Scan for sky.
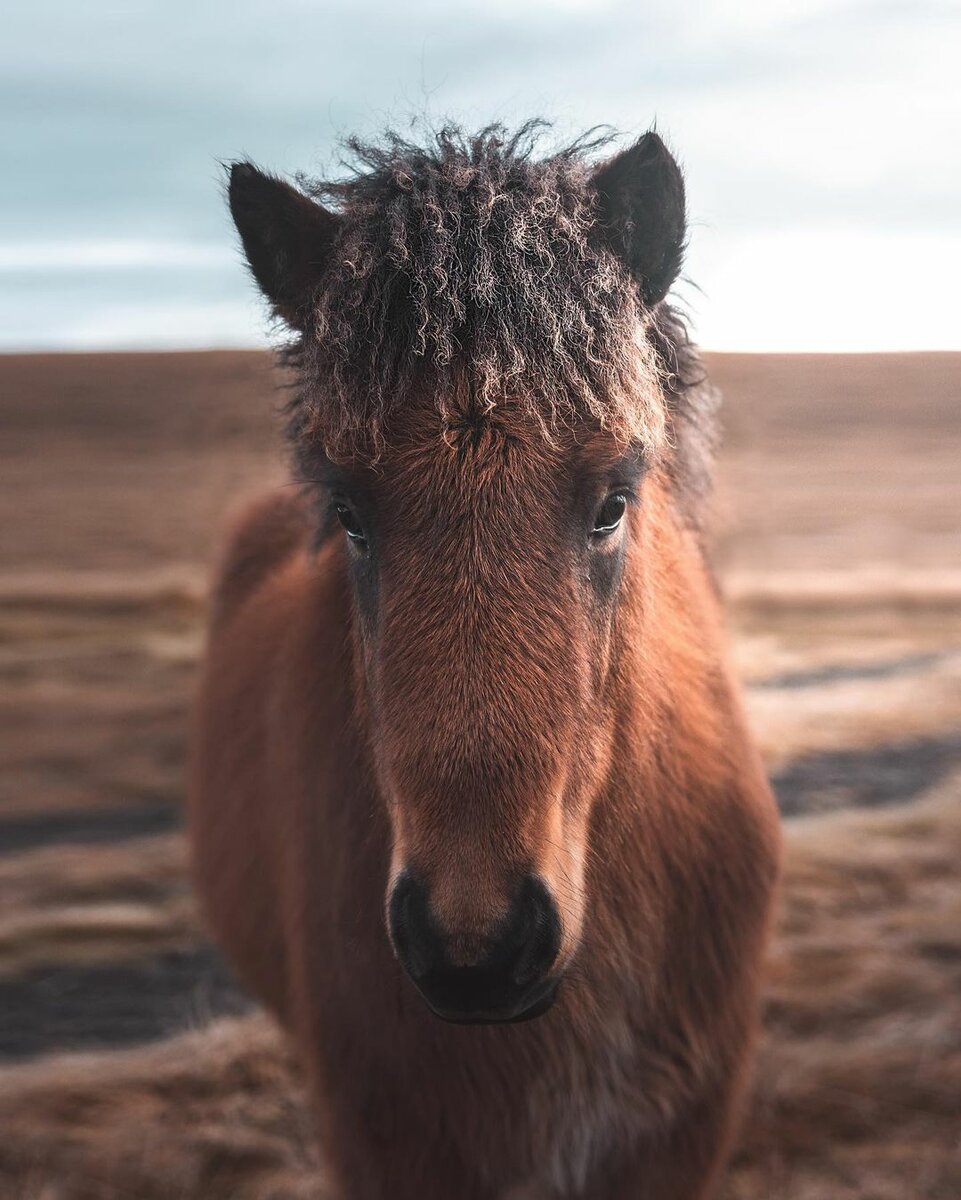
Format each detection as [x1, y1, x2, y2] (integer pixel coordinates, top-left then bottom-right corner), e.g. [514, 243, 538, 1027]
[2, 0, 959, 352]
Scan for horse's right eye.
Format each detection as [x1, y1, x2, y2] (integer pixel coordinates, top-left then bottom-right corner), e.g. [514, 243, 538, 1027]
[335, 503, 367, 547]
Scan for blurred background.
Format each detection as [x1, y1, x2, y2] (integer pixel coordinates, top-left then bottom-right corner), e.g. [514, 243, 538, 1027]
[1, 2, 959, 1198]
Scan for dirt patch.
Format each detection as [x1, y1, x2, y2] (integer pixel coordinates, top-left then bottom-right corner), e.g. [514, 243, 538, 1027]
[772, 732, 961, 816]
[0, 804, 180, 856]
[0, 947, 250, 1062]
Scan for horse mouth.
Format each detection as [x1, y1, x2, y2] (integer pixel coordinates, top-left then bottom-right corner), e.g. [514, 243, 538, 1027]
[419, 977, 560, 1026]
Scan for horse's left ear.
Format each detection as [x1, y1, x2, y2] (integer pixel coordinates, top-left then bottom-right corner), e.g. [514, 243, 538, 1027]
[590, 132, 686, 307]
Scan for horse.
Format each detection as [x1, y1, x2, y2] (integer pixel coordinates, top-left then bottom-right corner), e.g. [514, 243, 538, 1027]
[188, 123, 781, 1199]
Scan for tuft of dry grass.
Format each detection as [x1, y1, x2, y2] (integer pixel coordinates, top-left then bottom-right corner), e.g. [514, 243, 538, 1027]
[1, 787, 959, 1199]
[724, 783, 961, 1199]
[0, 1018, 323, 1200]
[0, 837, 193, 976]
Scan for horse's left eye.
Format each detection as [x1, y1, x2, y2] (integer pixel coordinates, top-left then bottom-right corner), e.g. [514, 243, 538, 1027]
[335, 503, 367, 546]
[592, 493, 627, 537]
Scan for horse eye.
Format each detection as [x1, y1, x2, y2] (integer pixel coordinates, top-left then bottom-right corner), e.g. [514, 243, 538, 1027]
[592, 493, 627, 537]
[335, 503, 366, 546]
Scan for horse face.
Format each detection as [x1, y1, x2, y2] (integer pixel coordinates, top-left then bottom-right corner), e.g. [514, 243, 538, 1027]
[323, 409, 644, 1022]
[227, 129, 686, 1022]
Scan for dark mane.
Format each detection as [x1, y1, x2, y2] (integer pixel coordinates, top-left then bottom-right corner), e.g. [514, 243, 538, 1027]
[286, 122, 718, 525]
[648, 304, 720, 530]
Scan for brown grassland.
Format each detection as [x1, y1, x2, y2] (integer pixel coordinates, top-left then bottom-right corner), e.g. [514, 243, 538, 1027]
[0, 350, 958, 1197]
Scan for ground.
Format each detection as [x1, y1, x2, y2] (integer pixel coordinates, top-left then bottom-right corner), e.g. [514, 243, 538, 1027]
[0, 350, 959, 1197]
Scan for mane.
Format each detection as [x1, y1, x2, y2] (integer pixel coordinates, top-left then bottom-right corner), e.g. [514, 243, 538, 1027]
[286, 121, 718, 526]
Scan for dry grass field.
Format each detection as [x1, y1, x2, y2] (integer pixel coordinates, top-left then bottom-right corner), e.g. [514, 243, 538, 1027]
[0, 350, 959, 1197]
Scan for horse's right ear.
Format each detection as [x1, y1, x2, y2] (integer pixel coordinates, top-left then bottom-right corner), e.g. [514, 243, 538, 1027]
[228, 162, 340, 329]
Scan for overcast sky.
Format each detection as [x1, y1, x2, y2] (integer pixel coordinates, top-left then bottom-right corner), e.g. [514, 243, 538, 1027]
[2, 0, 958, 351]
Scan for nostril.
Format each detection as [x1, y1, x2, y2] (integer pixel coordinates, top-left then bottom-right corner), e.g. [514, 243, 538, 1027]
[509, 875, 562, 987]
[388, 873, 438, 981]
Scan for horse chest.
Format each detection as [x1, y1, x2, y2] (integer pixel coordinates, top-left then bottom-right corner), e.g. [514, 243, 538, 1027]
[496, 1017, 656, 1198]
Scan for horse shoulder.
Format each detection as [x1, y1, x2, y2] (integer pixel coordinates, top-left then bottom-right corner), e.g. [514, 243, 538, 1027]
[188, 495, 350, 1020]
[207, 488, 313, 630]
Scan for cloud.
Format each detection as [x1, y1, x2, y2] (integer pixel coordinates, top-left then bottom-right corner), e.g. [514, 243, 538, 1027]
[0, 241, 233, 271]
[2, 0, 958, 349]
